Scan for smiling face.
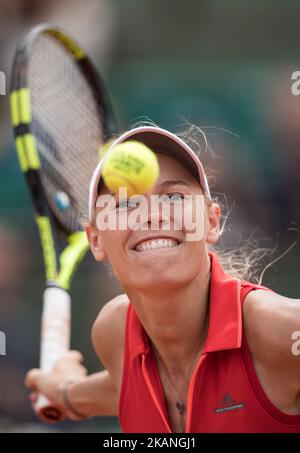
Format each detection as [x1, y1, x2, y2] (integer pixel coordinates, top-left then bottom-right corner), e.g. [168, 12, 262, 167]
[86, 153, 221, 292]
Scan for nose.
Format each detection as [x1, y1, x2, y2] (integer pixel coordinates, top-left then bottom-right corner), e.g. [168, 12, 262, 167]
[141, 194, 173, 231]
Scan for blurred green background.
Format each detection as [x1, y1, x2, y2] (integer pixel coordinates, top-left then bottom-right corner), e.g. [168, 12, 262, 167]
[0, 0, 300, 432]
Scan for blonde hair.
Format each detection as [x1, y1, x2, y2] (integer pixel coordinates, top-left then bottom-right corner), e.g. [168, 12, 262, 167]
[178, 122, 297, 285]
[204, 194, 274, 284]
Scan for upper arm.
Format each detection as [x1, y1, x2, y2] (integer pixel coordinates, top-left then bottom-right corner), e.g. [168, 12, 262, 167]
[92, 293, 129, 391]
[244, 290, 300, 393]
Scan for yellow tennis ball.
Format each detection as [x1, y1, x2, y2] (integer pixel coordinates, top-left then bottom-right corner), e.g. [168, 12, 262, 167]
[102, 141, 159, 197]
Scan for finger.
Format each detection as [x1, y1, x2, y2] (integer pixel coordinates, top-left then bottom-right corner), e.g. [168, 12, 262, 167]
[25, 369, 42, 389]
[79, 366, 88, 376]
[68, 350, 84, 362]
[54, 351, 84, 372]
[29, 391, 38, 403]
[57, 350, 83, 364]
[25, 369, 53, 397]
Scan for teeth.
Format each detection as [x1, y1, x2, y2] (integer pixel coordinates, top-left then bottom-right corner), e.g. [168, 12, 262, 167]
[136, 239, 178, 252]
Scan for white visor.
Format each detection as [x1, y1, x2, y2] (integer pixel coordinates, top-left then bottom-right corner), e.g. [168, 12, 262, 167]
[88, 126, 211, 222]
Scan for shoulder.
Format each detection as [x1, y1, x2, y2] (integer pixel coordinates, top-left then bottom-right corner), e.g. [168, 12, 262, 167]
[93, 293, 129, 329]
[243, 288, 300, 412]
[92, 293, 129, 351]
[92, 294, 130, 383]
[243, 288, 300, 366]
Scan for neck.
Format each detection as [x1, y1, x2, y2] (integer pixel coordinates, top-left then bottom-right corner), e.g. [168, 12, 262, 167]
[124, 252, 211, 376]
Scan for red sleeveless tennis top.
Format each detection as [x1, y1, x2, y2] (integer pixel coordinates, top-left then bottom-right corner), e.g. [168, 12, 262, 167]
[119, 251, 300, 432]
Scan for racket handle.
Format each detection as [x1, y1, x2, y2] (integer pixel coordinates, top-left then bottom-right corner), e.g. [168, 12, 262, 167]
[35, 287, 71, 421]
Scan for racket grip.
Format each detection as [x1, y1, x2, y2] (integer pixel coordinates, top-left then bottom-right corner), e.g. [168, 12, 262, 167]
[35, 287, 71, 421]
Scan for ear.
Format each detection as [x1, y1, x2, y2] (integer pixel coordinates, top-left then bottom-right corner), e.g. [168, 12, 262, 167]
[85, 224, 107, 262]
[206, 203, 221, 245]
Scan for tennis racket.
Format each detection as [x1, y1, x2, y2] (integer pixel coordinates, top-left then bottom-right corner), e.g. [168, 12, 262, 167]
[10, 24, 117, 421]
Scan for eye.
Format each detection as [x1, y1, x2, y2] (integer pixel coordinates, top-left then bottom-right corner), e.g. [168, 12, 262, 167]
[116, 198, 139, 210]
[116, 199, 130, 210]
[166, 193, 185, 202]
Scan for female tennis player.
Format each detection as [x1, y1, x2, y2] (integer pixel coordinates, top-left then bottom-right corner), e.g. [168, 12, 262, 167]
[26, 126, 300, 432]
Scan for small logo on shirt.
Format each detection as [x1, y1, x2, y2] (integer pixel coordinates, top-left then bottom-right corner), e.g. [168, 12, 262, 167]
[215, 393, 244, 414]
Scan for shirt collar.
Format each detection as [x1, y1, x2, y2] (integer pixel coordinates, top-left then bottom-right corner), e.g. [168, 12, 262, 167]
[204, 251, 242, 352]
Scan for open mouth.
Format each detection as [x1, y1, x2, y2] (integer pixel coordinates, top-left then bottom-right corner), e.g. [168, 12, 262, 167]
[134, 238, 181, 252]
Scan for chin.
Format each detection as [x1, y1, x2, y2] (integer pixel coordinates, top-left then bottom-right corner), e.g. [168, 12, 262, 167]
[127, 268, 195, 292]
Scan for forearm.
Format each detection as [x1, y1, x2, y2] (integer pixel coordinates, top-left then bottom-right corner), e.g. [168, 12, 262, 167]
[67, 370, 119, 417]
